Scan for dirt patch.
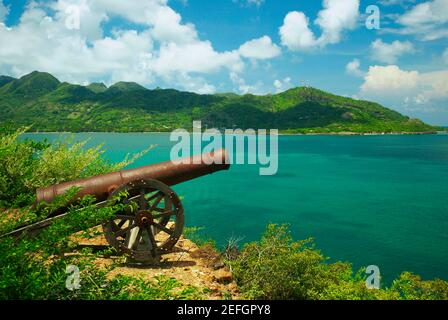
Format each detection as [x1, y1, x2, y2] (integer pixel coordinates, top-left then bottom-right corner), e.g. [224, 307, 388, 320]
[71, 227, 240, 300]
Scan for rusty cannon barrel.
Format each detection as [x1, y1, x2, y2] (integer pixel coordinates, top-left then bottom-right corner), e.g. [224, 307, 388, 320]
[37, 149, 230, 205]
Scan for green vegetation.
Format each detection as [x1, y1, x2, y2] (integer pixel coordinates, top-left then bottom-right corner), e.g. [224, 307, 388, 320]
[0, 127, 146, 208]
[229, 224, 448, 300]
[0, 129, 446, 300]
[86, 83, 107, 94]
[0, 129, 201, 300]
[0, 192, 202, 300]
[0, 71, 439, 133]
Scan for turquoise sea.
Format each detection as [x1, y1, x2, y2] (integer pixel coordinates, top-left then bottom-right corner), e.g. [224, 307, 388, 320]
[23, 133, 448, 284]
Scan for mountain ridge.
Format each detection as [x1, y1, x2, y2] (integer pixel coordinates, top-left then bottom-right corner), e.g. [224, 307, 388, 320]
[0, 71, 439, 133]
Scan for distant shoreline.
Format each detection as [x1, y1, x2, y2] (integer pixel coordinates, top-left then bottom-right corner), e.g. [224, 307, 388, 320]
[22, 130, 446, 136]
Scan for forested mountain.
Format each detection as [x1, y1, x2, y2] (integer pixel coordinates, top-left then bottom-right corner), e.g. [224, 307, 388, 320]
[0, 71, 437, 133]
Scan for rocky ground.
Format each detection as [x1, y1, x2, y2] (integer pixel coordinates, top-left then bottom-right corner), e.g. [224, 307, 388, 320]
[71, 227, 240, 300]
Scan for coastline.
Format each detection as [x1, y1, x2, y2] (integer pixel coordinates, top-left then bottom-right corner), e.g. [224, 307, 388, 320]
[22, 130, 446, 136]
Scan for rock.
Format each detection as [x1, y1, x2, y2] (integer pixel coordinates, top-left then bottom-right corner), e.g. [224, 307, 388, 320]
[213, 269, 232, 284]
[212, 257, 225, 270]
[203, 275, 214, 283]
[227, 282, 238, 292]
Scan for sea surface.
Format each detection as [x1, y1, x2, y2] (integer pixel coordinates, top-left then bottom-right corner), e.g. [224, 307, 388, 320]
[22, 133, 448, 284]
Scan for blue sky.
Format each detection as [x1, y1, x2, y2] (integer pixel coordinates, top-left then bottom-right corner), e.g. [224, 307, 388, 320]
[0, 0, 447, 125]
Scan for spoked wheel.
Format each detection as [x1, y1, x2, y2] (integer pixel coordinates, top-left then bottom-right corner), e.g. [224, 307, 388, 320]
[102, 179, 184, 263]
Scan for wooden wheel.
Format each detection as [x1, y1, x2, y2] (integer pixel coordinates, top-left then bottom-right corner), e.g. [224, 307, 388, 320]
[102, 179, 184, 262]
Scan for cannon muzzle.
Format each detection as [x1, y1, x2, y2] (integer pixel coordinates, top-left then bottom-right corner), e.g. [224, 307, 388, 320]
[37, 149, 230, 204]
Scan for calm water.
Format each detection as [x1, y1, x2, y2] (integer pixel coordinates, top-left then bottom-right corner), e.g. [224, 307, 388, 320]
[22, 133, 448, 283]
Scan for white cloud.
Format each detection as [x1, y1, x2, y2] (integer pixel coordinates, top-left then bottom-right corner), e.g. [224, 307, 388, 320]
[359, 65, 448, 119]
[279, 11, 317, 51]
[398, 0, 448, 26]
[419, 70, 448, 100]
[239, 36, 281, 60]
[89, 0, 169, 26]
[0, 0, 289, 93]
[0, 3, 157, 85]
[346, 58, 364, 77]
[230, 72, 265, 95]
[389, 0, 448, 40]
[361, 65, 419, 95]
[173, 73, 216, 94]
[315, 0, 360, 45]
[149, 4, 198, 44]
[279, 0, 359, 51]
[51, 0, 107, 41]
[0, 0, 282, 94]
[273, 77, 292, 93]
[370, 39, 414, 64]
[150, 41, 243, 76]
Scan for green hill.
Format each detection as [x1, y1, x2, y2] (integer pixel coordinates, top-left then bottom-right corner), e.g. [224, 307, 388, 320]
[107, 81, 147, 93]
[0, 71, 438, 133]
[0, 71, 60, 99]
[0, 76, 16, 88]
[86, 82, 107, 93]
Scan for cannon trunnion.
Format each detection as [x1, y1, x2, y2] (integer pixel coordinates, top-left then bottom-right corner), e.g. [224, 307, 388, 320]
[5, 149, 230, 264]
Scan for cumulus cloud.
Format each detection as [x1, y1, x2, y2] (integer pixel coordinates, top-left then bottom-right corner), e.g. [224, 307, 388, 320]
[359, 65, 448, 122]
[0, 2, 159, 85]
[419, 70, 448, 100]
[370, 39, 414, 64]
[360, 65, 419, 95]
[239, 36, 281, 60]
[279, 11, 317, 51]
[315, 0, 360, 45]
[149, 4, 198, 44]
[172, 73, 216, 94]
[279, 0, 359, 51]
[151, 41, 242, 76]
[388, 0, 448, 40]
[360, 65, 448, 102]
[230, 72, 265, 95]
[0, 0, 280, 93]
[273, 77, 292, 93]
[346, 58, 364, 77]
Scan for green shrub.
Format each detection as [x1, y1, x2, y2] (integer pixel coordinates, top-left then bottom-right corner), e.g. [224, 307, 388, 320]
[0, 128, 48, 206]
[229, 224, 329, 299]
[229, 224, 448, 300]
[0, 128, 149, 207]
[389, 272, 448, 300]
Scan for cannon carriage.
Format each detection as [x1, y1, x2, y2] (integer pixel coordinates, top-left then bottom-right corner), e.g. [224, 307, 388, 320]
[2, 149, 230, 263]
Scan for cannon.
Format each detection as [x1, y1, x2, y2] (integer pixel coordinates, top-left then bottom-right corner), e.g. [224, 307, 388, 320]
[3, 149, 230, 263]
